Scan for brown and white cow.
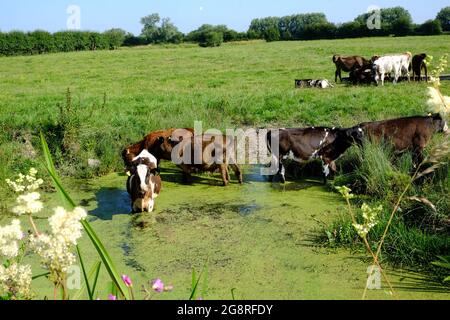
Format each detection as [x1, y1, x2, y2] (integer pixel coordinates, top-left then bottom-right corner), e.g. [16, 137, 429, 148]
[267, 126, 363, 183]
[161, 131, 244, 186]
[358, 114, 448, 164]
[126, 150, 162, 213]
[333, 55, 371, 82]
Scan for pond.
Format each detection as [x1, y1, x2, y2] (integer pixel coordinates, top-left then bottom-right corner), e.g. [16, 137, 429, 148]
[5, 163, 449, 300]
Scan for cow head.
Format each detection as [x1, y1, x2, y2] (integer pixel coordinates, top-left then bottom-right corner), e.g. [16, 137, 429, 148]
[431, 113, 449, 133]
[318, 126, 364, 165]
[332, 55, 341, 64]
[372, 64, 380, 85]
[127, 157, 161, 213]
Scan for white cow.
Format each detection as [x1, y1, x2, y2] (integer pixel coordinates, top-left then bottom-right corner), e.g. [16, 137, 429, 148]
[373, 52, 412, 86]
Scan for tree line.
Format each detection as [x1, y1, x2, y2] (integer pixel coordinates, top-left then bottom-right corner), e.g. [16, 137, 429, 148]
[0, 6, 449, 56]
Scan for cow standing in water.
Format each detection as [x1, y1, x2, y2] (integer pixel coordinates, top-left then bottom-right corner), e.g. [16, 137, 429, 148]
[359, 114, 448, 165]
[267, 126, 363, 183]
[126, 150, 162, 213]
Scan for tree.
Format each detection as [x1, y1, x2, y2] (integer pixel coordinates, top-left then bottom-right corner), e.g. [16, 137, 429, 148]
[140, 13, 161, 43]
[417, 19, 443, 35]
[436, 7, 450, 31]
[103, 28, 126, 49]
[355, 6, 412, 36]
[200, 31, 223, 47]
[158, 18, 184, 43]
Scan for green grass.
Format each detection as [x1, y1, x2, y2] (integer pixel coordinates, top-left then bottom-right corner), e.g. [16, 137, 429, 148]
[1, 36, 450, 299]
[1, 36, 449, 184]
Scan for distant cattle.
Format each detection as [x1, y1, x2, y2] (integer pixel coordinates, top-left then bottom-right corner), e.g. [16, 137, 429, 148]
[267, 126, 363, 183]
[373, 52, 412, 86]
[296, 79, 334, 89]
[411, 54, 428, 82]
[122, 128, 195, 168]
[332, 55, 370, 82]
[359, 114, 448, 165]
[126, 150, 162, 213]
[161, 131, 243, 186]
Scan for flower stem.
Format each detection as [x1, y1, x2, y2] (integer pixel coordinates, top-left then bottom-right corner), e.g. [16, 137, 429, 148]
[28, 214, 40, 236]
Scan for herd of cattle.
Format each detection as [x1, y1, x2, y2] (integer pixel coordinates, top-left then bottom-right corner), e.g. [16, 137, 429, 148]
[332, 52, 428, 86]
[122, 114, 448, 213]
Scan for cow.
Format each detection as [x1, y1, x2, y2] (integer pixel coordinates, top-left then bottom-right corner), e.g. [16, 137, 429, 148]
[122, 128, 195, 168]
[296, 79, 334, 89]
[349, 65, 375, 85]
[372, 52, 412, 86]
[160, 131, 244, 186]
[358, 114, 448, 165]
[126, 150, 162, 213]
[333, 55, 371, 83]
[411, 54, 428, 82]
[267, 126, 364, 183]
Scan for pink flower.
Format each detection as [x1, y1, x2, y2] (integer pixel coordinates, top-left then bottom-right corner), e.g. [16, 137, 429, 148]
[108, 294, 117, 301]
[152, 279, 164, 293]
[121, 275, 133, 287]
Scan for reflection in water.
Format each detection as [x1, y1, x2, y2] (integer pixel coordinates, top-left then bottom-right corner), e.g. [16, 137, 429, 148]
[89, 188, 131, 220]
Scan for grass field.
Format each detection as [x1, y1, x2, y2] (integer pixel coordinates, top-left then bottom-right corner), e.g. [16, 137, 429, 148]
[0, 35, 449, 299]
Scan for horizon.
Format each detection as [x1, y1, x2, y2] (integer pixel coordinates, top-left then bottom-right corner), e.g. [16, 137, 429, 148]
[0, 0, 448, 35]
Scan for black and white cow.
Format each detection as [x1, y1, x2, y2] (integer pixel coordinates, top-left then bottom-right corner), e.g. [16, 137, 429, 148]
[267, 126, 363, 183]
[126, 150, 162, 213]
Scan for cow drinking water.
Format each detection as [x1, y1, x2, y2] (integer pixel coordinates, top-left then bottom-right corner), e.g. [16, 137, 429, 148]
[126, 150, 162, 213]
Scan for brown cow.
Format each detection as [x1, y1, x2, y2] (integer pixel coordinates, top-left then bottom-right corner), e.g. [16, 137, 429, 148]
[122, 128, 194, 167]
[411, 54, 428, 82]
[333, 55, 370, 82]
[161, 131, 243, 186]
[359, 114, 448, 165]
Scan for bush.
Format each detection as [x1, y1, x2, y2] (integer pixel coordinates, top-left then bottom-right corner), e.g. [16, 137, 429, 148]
[416, 19, 443, 35]
[199, 31, 223, 47]
[436, 7, 450, 32]
[28, 30, 55, 54]
[103, 28, 126, 49]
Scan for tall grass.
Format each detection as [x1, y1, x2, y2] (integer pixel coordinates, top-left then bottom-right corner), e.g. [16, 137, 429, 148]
[326, 139, 450, 271]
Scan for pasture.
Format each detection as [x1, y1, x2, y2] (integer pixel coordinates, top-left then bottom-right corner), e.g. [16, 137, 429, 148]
[0, 35, 449, 299]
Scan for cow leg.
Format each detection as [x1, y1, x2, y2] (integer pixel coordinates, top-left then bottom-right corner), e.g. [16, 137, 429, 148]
[230, 164, 243, 184]
[181, 165, 194, 183]
[381, 73, 385, 86]
[279, 161, 286, 184]
[335, 69, 339, 83]
[220, 164, 229, 186]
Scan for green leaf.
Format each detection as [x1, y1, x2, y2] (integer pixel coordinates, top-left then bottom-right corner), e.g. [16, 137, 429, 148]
[32, 272, 50, 281]
[77, 245, 93, 300]
[39, 131, 131, 300]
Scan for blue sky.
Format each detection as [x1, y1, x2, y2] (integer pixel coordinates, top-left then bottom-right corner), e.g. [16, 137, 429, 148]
[0, 0, 447, 34]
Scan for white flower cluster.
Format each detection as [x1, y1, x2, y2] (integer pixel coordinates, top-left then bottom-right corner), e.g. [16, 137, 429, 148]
[0, 263, 32, 299]
[6, 168, 44, 216]
[0, 220, 23, 259]
[6, 168, 43, 193]
[427, 87, 450, 116]
[30, 207, 87, 275]
[353, 203, 383, 238]
[429, 55, 448, 87]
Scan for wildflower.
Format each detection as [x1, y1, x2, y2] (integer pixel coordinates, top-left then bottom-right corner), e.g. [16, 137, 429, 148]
[30, 234, 77, 277]
[0, 219, 23, 259]
[6, 168, 43, 194]
[353, 203, 382, 238]
[0, 263, 32, 299]
[108, 294, 117, 301]
[427, 87, 450, 116]
[336, 186, 355, 200]
[122, 275, 133, 287]
[152, 279, 164, 293]
[11, 192, 43, 216]
[49, 207, 87, 246]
